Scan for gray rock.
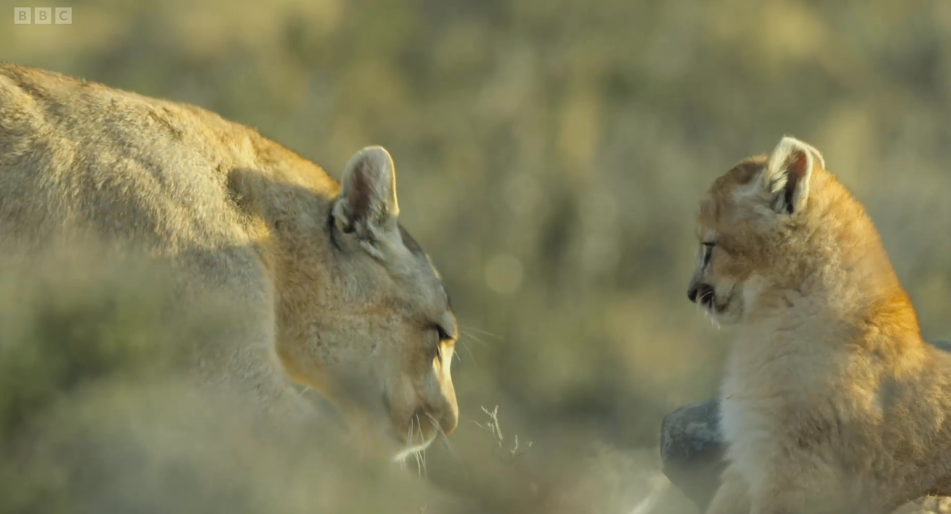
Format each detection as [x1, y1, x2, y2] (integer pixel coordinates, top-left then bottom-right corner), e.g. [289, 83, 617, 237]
[660, 397, 725, 511]
[660, 340, 951, 512]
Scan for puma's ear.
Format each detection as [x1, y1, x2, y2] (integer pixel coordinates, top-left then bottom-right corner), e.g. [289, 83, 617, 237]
[332, 146, 401, 256]
[761, 136, 820, 214]
[804, 142, 825, 171]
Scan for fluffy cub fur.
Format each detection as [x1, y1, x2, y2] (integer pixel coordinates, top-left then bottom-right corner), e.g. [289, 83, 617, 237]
[688, 136, 951, 514]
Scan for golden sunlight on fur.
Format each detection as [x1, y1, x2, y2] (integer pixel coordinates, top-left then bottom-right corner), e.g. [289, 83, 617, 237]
[688, 136, 951, 514]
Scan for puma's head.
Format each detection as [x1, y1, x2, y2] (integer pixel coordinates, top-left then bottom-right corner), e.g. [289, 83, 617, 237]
[243, 146, 458, 459]
[687, 135, 844, 325]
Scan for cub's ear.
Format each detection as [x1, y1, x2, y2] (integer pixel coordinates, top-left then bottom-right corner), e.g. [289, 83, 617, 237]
[332, 146, 401, 257]
[761, 136, 823, 214]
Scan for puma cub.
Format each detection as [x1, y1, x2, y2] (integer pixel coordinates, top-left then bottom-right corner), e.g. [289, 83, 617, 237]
[688, 136, 951, 514]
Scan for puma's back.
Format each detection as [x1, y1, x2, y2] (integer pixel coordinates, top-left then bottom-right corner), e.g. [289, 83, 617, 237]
[0, 63, 332, 252]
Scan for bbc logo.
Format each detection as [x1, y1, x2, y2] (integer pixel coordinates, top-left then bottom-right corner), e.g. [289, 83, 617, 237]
[14, 7, 72, 24]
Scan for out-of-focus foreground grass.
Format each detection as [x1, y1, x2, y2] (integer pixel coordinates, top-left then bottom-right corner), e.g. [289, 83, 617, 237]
[3, 0, 951, 512]
[0, 251, 452, 514]
[0, 250, 675, 514]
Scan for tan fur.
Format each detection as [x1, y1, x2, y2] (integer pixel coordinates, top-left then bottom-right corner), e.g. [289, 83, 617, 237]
[0, 63, 458, 458]
[688, 136, 951, 514]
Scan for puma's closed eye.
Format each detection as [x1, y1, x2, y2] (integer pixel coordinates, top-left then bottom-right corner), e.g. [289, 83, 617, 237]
[435, 324, 453, 342]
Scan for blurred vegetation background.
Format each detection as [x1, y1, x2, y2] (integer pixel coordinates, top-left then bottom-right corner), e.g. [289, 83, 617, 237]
[3, 0, 951, 512]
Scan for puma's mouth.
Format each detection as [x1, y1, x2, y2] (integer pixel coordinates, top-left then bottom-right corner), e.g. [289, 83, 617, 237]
[387, 406, 440, 463]
[391, 439, 434, 463]
[711, 289, 736, 314]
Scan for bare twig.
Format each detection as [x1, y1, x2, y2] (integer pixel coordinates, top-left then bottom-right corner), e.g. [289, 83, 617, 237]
[470, 405, 532, 459]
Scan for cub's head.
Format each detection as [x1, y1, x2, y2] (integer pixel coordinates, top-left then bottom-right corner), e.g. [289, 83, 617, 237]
[687, 135, 831, 325]
[265, 146, 457, 460]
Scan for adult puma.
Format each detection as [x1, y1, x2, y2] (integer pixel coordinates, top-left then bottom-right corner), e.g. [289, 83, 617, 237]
[0, 63, 457, 459]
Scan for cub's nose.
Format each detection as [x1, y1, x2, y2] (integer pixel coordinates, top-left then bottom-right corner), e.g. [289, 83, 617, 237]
[688, 283, 714, 304]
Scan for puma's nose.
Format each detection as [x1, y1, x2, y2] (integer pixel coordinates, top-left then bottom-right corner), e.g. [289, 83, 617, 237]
[688, 283, 714, 304]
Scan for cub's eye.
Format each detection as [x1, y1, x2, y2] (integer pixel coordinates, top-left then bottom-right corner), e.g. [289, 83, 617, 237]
[702, 242, 715, 265]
